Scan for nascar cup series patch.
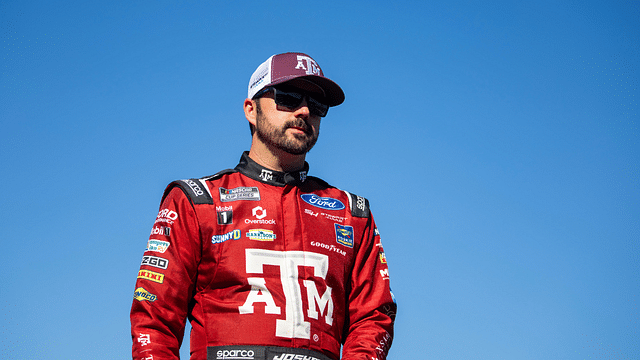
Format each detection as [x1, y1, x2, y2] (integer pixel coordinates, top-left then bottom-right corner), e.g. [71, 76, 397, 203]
[334, 223, 354, 248]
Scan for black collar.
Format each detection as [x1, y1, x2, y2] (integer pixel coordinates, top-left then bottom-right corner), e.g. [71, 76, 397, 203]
[234, 152, 309, 186]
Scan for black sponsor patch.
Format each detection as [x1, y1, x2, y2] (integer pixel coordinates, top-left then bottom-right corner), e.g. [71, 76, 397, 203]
[217, 210, 233, 225]
[141, 255, 169, 270]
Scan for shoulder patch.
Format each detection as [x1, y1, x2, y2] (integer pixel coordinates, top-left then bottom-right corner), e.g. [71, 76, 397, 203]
[162, 170, 237, 205]
[343, 191, 370, 218]
[172, 179, 214, 205]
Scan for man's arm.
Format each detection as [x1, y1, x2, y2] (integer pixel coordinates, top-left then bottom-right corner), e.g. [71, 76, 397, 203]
[130, 187, 201, 360]
[342, 215, 396, 360]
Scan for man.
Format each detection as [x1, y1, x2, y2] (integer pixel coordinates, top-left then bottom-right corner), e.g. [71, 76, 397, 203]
[131, 52, 396, 360]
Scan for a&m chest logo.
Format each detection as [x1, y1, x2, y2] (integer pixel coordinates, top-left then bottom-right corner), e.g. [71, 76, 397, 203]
[334, 224, 354, 248]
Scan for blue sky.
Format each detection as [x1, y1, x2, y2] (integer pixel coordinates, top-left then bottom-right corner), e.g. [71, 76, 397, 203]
[1, 1, 638, 359]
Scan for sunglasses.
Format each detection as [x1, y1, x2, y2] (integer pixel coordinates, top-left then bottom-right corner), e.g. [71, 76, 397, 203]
[254, 86, 329, 117]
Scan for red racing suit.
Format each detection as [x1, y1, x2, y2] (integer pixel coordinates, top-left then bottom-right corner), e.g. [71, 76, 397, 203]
[131, 152, 396, 360]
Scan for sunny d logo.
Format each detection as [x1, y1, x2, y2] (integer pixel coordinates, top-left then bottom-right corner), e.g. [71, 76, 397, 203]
[300, 194, 345, 211]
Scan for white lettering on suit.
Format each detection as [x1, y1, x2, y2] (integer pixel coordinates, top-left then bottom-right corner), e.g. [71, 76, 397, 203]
[238, 249, 333, 339]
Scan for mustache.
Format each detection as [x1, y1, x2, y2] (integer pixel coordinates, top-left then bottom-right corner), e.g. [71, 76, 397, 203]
[285, 119, 311, 134]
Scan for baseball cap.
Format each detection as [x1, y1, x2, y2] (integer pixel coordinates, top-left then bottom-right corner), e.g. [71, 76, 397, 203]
[248, 52, 345, 107]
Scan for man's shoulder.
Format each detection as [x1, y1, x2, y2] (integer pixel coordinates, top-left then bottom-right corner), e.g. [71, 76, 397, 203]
[305, 176, 371, 219]
[162, 169, 238, 205]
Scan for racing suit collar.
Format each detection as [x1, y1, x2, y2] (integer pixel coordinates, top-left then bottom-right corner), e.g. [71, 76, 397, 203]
[235, 151, 309, 186]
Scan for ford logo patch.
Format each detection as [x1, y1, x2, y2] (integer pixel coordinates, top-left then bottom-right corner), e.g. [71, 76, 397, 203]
[300, 194, 345, 211]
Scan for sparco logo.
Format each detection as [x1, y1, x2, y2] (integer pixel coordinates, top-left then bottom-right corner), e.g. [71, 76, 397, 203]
[356, 195, 366, 212]
[273, 354, 322, 360]
[184, 179, 204, 196]
[216, 349, 255, 360]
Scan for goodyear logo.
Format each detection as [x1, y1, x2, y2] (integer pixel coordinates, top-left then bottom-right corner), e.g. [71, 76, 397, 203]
[133, 287, 157, 302]
[138, 270, 165, 283]
[334, 223, 354, 248]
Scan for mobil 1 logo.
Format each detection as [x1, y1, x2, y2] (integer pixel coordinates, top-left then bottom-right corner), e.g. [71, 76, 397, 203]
[217, 205, 233, 225]
[141, 255, 169, 270]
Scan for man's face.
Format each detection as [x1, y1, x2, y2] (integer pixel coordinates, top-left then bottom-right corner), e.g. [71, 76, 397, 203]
[254, 90, 322, 155]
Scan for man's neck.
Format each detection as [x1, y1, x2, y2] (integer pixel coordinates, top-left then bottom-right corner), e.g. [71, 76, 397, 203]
[247, 142, 307, 173]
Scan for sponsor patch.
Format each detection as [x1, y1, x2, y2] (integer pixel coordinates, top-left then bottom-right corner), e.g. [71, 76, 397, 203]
[133, 287, 157, 302]
[155, 208, 178, 225]
[304, 208, 347, 223]
[216, 349, 256, 360]
[247, 229, 276, 241]
[137, 333, 151, 347]
[184, 178, 205, 196]
[245, 206, 276, 225]
[217, 205, 233, 225]
[380, 268, 390, 280]
[259, 169, 273, 182]
[379, 251, 387, 264]
[310, 241, 347, 256]
[138, 270, 164, 284]
[141, 255, 169, 270]
[150, 226, 171, 236]
[334, 223, 354, 248]
[212, 229, 241, 244]
[301, 194, 345, 211]
[146, 239, 170, 253]
[219, 187, 260, 202]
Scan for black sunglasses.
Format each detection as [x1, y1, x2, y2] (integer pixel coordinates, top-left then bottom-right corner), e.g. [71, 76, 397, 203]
[254, 86, 329, 117]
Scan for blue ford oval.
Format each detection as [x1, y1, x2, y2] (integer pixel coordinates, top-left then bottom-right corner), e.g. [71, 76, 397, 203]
[300, 193, 345, 211]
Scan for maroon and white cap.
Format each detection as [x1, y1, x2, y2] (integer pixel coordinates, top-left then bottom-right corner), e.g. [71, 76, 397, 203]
[248, 52, 345, 106]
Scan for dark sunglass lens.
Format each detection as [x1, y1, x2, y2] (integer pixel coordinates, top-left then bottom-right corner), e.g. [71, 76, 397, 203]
[275, 90, 304, 108]
[308, 96, 329, 117]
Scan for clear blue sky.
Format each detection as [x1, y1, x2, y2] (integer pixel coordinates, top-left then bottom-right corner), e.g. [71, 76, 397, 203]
[1, 1, 638, 359]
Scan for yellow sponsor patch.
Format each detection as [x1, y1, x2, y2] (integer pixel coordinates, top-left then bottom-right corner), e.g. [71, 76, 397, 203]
[379, 251, 387, 264]
[133, 287, 157, 302]
[137, 269, 165, 284]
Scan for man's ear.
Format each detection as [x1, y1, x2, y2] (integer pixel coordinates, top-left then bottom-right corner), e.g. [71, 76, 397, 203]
[244, 98, 257, 127]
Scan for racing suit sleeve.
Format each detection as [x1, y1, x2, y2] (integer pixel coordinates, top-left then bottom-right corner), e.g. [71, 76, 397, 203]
[130, 187, 201, 360]
[341, 214, 396, 360]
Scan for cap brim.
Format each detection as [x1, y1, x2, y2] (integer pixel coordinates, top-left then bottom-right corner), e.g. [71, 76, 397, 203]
[271, 75, 345, 107]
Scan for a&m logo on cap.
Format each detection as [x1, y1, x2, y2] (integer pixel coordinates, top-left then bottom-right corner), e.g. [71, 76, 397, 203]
[295, 55, 321, 75]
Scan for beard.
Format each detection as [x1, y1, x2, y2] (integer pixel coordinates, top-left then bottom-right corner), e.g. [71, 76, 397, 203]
[255, 109, 319, 155]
